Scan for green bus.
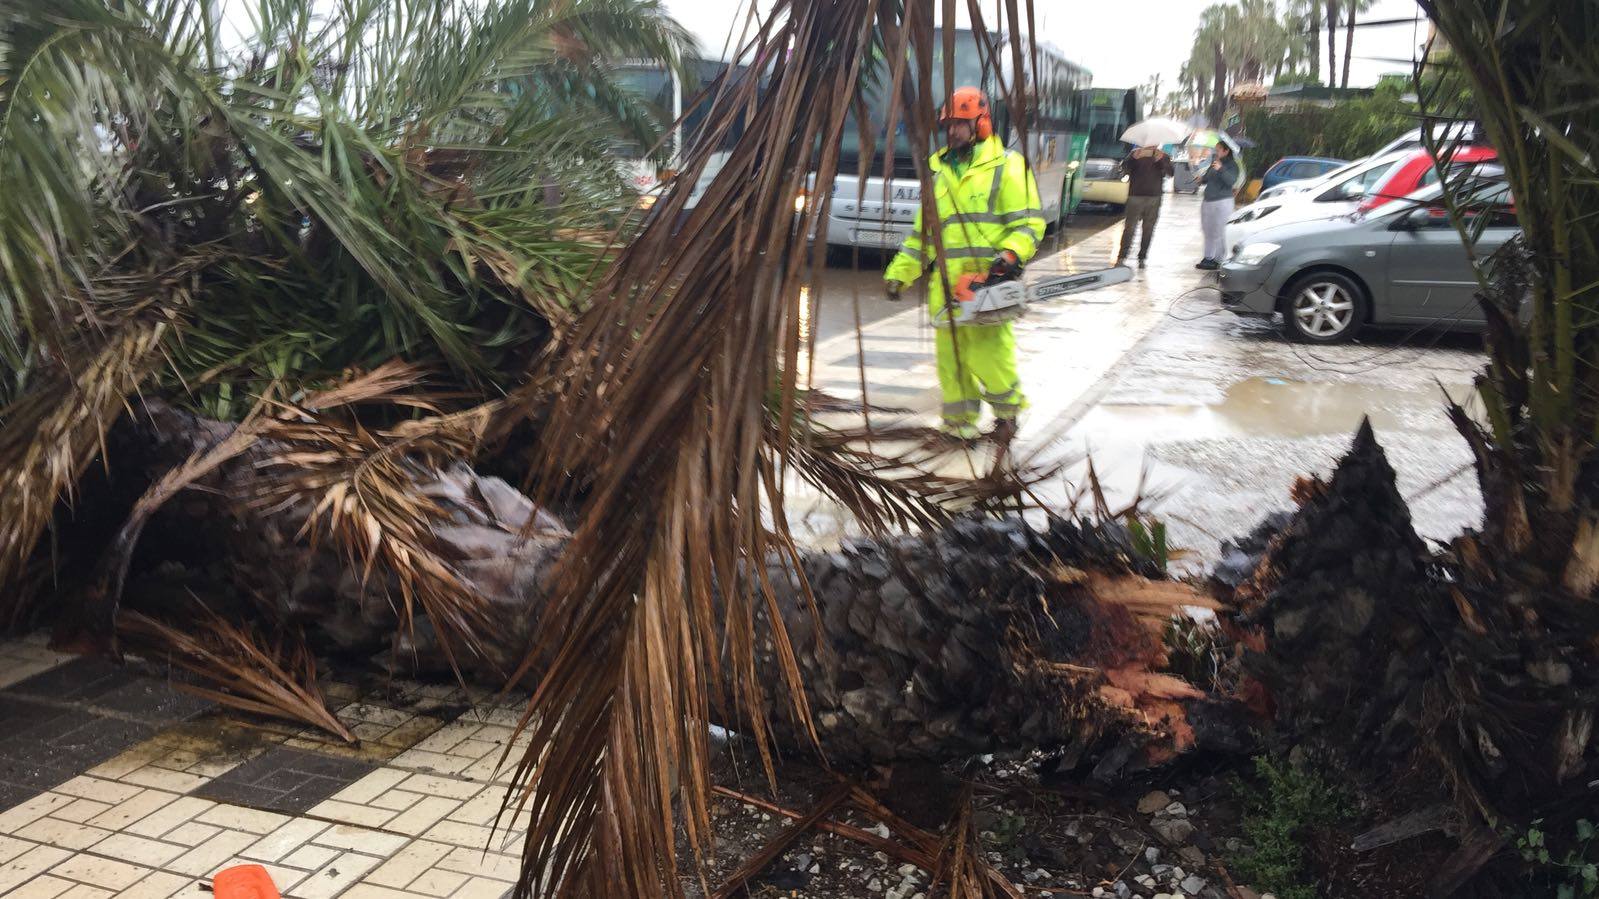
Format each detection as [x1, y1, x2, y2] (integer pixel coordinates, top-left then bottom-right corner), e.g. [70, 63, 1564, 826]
[1077, 87, 1144, 208]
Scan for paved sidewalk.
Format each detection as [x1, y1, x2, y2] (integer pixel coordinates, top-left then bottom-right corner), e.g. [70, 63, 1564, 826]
[0, 636, 537, 898]
[803, 195, 1207, 440]
[789, 196, 1209, 544]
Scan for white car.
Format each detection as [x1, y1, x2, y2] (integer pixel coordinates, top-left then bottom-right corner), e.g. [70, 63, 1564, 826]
[1369, 121, 1484, 160]
[1226, 150, 1410, 250]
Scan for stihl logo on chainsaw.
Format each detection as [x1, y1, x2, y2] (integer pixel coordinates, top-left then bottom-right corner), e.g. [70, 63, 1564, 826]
[949, 266, 1132, 326]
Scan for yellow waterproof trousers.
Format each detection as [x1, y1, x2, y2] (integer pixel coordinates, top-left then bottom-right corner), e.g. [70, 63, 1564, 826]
[936, 322, 1025, 436]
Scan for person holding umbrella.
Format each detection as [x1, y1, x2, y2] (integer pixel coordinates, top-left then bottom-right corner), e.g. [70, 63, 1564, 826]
[1114, 117, 1187, 268]
[1196, 133, 1245, 270]
[1116, 146, 1174, 268]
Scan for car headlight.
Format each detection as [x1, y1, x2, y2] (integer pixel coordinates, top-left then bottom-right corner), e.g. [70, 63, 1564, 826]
[1232, 242, 1280, 265]
[1120, 175, 1129, 183]
[794, 189, 810, 213]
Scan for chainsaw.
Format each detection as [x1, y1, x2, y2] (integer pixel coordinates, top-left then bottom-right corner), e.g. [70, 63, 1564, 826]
[948, 265, 1133, 326]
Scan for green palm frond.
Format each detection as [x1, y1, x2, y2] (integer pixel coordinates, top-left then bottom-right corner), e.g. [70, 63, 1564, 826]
[0, 0, 690, 607]
[0, 0, 689, 408]
[1416, 2, 1599, 578]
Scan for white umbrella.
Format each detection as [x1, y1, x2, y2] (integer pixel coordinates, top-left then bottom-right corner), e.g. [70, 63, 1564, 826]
[1120, 117, 1191, 148]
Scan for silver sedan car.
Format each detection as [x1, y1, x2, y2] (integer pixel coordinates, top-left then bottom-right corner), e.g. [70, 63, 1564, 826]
[1217, 183, 1518, 343]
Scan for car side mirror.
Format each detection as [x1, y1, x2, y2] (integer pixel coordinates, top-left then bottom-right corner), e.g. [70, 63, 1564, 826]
[1391, 207, 1443, 231]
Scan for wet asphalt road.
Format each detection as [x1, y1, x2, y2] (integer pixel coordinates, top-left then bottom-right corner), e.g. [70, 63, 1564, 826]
[795, 197, 1487, 568]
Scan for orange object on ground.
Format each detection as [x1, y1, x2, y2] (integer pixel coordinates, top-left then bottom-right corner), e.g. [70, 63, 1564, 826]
[212, 864, 281, 899]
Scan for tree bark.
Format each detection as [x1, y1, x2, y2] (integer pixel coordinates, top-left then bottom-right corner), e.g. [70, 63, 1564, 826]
[1309, 0, 1322, 84]
[1211, 45, 1228, 127]
[1342, 2, 1357, 88]
[70, 401, 1237, 773]
[1326, 0, 1340, 88]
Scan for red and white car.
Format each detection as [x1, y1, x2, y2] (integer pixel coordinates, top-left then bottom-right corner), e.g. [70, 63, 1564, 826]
[1226, 145, 1497, 250]
[1356, 144, 1499, 213]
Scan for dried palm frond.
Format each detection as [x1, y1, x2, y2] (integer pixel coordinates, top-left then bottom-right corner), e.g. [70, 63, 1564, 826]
[83, 361, 443, 630]
[502, 1, 1043, 895]
[0, 321, 172, 624]
[118, 607, 356, 742]
[927, 786, 1023, 899]
[252, 403, 501, 678]
[850, 786, 1023, 899]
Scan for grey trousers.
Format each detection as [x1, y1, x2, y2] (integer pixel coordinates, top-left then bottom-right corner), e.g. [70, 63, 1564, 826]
[1201, 197, 1234, 261]
[1118, 195, 1162, 260]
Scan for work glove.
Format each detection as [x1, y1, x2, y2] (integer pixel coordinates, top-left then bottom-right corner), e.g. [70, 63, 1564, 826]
[987, 250, 1020, 281]
[885, 280, 906, 301]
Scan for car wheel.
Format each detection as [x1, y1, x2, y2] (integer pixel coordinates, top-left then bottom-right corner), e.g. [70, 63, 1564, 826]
[1281, 272, 1367, 344]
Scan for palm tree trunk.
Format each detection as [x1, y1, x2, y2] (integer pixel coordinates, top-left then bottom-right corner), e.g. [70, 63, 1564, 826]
[1308, 0, 1322, 83]
[1212, 46, 1228, 126]
[1341, 2, 1357, 88]
[78, 400, 1223, 771]
[1326, 0, 1340, 88]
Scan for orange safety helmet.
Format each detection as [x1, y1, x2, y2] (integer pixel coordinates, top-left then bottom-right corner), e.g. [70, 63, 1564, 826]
[939, 86, 993, 140]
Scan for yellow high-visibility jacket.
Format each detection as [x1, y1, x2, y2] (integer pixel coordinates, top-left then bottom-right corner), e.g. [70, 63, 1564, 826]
[884, 134, 1046, 322]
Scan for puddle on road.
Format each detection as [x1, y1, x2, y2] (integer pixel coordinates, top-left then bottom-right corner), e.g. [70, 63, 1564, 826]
[1076, 376, 1481, 443]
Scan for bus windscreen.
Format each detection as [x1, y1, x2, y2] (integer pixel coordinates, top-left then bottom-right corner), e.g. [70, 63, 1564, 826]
[839, 32, 991, 176]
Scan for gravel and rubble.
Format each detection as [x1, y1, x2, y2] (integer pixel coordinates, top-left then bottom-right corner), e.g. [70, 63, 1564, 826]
[681, 751, 1266, 899]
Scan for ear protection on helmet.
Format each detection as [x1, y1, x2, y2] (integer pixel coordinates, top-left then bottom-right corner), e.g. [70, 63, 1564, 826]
[939, 86, 993, 140]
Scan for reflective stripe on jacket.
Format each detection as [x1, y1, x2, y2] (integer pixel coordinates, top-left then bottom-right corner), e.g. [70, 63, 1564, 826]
[884, 135, 1045, 321]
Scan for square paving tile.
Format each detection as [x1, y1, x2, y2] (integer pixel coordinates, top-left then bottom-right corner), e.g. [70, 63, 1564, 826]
[0, 697, 155, 812]
[192, 747, 378, 816]
[3, 657, 213, 726]
[86, 679, 213, 725]
[1, 658, 126, 704]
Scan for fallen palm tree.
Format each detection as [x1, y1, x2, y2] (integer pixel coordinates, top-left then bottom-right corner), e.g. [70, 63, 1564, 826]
[67, 395, 1224, 774]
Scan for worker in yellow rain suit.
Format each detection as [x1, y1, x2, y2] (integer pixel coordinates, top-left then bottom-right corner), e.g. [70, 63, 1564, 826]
[884, 86, 1046, 443]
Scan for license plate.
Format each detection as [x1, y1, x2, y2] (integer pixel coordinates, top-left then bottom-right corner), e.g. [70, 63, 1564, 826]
[854, 229, 902, 246]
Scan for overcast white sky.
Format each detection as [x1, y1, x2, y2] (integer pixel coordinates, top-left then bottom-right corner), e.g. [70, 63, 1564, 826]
[664, 0, 1430, 91]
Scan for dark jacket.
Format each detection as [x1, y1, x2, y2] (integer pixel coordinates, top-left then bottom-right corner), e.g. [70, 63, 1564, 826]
[1200, 154, 1244, 202]
[1120, 151, 1174, 197]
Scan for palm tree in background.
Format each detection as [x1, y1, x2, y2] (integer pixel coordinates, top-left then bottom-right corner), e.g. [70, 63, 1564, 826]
[1304, 0, 1324, 83]
[1179, 58, 1210, 118]
[1193, 4, 1236, 125]
[1190, 1, 1300, 122]
[1236, 0, 1289, 82]
[1342, 0, 1376, 87]
[1282, 0, 1321, 82]
[1326, 0, 1340, 86]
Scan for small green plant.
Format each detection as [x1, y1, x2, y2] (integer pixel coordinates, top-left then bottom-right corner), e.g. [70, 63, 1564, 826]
[1126, 515, 1170, 573]
[1509, 818, 1599, 898]
[1229, 754, 1352, 899]
[1164, 616, 1226, 691]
